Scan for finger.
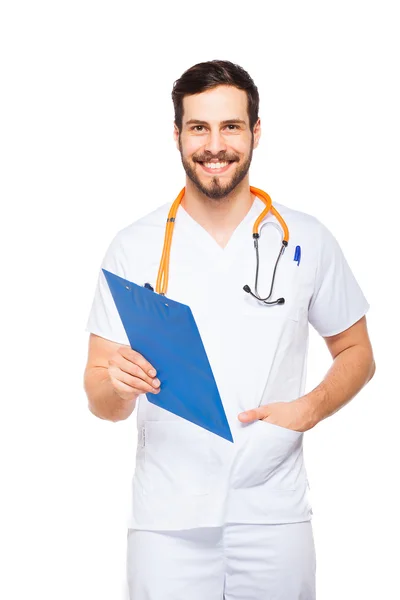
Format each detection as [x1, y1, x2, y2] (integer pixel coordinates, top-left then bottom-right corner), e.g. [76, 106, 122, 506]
[111, 370, 160, 394]
[111, 354, 159, 389]
[238, 408, 264, 422]
[119, 347, 157, 377]
[112, 377, 159, 399]
[112, 378, 142, 397]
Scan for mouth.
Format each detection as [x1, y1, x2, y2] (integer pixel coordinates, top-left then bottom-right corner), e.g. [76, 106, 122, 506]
[197, 160, 236, 175]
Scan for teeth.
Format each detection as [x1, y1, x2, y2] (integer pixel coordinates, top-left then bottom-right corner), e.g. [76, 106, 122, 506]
[203, 162, 229, 169]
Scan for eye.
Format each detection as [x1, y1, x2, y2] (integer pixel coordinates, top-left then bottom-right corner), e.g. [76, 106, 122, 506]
[189, 124, 240, 132]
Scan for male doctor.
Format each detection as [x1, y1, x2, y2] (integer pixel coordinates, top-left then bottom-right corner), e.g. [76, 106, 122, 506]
[84, 60, 375, 599]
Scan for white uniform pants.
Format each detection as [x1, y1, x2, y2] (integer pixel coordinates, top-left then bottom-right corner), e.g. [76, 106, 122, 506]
[126, 521, 316, 599]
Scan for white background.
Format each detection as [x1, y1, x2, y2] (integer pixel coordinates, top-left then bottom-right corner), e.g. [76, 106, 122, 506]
[1, 1, 398, 598]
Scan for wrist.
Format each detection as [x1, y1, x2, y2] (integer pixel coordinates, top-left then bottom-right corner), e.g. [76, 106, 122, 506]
[296, 393, 322, 430]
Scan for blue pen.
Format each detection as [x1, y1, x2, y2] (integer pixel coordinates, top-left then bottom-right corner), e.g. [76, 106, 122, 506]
[294, 245, 301, 266]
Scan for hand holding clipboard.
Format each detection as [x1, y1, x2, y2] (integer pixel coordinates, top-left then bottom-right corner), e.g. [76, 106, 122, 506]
[102, 269, 233, 442]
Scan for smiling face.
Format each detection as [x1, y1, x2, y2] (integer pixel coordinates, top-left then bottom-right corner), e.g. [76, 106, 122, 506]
[174, 85, 261, 200]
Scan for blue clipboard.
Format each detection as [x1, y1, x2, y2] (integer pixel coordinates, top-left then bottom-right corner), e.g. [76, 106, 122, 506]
[102, 269, 233, 443]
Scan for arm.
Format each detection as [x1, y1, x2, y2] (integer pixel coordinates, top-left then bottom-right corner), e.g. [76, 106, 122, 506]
[239, 219, 374, 430]
[84, 334, 137, 422]
[299, 315, 376, 428]
[238, 315, 375, 430]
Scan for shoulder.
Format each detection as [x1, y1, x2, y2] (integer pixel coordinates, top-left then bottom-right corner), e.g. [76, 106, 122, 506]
[269, 200, 335, 286]
[271, 200, 337, 255]
[99, 202, 172, 284]
[272, 200, 323, 236]
[109, 201, 172, 252]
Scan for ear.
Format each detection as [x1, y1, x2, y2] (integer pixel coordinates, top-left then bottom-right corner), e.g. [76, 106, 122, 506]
[173, 123, 180, 150]
[253, 118, 261, 149]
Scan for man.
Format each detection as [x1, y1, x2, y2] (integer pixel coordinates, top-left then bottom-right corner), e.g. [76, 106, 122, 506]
[84, 60, 375, 599]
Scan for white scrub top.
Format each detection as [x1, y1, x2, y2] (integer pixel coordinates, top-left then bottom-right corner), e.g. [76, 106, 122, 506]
[85, 196, 370, 531]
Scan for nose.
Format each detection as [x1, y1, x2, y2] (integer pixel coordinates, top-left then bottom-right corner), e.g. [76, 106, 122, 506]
[203, 128, 228, 156]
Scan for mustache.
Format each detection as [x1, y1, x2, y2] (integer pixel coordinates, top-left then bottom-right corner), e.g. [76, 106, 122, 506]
[194, 155, 238, 163]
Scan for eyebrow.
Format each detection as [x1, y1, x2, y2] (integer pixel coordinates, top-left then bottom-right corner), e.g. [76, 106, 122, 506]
[185, 118, 247, 126]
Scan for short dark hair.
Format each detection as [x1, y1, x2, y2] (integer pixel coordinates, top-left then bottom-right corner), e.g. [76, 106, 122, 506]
[172, 60, 259, 133]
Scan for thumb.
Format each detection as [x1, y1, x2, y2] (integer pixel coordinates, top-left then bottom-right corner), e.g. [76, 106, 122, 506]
[238, 408, 265, 423]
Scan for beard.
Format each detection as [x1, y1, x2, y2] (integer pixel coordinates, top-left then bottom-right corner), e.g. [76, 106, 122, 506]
[178, 135, 254, 200]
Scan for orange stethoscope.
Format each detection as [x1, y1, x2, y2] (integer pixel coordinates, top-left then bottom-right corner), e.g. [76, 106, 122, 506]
[154, 186, 290, 306]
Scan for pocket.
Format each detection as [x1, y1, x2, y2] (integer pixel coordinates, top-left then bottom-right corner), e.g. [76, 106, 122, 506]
[230, 419, 304, 490]
[238, 297, 301, 378]
[243, 299, 300, 322]
[242, 279, 301, 322]
[140, 420, 212, 496]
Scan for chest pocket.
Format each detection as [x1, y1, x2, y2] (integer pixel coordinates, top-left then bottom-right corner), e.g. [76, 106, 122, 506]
[242, 296, 300, 323]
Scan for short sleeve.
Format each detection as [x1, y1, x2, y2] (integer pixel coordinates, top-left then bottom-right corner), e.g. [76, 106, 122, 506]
[85, 233, 130, 345]
[308, 220, 370, 337]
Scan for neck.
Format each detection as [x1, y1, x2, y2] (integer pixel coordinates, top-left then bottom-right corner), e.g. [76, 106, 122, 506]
[181, 177, 255, 234]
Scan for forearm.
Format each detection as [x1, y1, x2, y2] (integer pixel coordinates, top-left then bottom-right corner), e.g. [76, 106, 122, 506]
[84, 366, 137, 422]
[300, 345, 376, 428]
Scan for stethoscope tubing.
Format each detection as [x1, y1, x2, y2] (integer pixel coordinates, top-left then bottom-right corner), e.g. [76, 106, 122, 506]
[250, 236, 286, 305]
[156, 186, 289, 306]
